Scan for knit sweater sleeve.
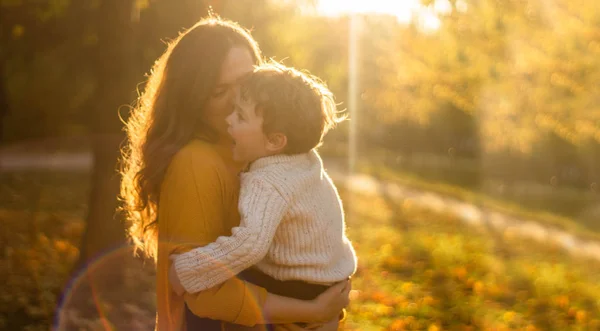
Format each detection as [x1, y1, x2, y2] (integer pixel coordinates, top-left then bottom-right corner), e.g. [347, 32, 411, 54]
[173, 176, 288, 293]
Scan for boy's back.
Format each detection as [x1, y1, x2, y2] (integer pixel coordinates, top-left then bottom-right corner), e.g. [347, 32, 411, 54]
[241, 150, 356, 284]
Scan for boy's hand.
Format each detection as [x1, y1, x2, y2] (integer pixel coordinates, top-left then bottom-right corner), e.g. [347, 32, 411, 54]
[168, 255, 185, 296]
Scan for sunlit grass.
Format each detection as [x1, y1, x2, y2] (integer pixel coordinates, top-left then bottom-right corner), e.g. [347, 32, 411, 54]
[321, 141, 599, 241]
[358, 160, 600, 242]
[1, 171, 600, 330]
[340, 188, 600, 330]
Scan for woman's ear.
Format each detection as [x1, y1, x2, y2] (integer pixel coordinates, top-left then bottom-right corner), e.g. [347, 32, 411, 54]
[266, 132, 287, 153]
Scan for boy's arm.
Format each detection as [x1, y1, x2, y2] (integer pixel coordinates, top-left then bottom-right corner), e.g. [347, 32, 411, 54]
[173, 177, 288, 293]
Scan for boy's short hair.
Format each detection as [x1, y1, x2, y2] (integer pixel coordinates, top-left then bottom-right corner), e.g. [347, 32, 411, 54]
[240, 61, 346, 154]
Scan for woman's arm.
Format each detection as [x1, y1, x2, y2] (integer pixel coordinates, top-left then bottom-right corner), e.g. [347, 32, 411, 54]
[173, 177, 287, 293]
[262, 280, 351, 324]
[170, 258, 351, 325]
[159, 145, 268, 326]
[163, 145, 348, 326]
[180, 276, 351, 325]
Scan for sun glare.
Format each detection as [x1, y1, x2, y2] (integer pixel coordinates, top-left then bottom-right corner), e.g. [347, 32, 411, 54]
[317, 0, 463, 31]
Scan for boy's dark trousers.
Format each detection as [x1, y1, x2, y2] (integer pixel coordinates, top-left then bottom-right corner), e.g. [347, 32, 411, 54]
[184, 268, 331, 330]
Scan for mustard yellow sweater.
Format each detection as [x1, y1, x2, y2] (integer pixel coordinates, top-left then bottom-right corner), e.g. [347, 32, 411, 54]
[155, 139, 267, 331]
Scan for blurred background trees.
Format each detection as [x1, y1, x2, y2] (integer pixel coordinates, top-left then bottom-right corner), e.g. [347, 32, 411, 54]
[2, 0, 599, 253]
[1, 0, 599, 260]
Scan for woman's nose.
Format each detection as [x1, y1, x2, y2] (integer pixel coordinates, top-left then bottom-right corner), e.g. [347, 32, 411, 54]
[226, 87, 237, 102]
[223, 90, 235, 111]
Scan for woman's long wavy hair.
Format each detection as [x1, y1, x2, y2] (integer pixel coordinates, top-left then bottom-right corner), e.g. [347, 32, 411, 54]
[120, 17, 262, 261]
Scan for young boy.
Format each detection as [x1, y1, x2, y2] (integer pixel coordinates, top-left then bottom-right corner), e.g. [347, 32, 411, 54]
[170, 62, 357, 325]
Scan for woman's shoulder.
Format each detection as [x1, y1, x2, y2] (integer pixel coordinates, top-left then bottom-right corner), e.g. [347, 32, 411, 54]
[174, 139, 224, 162]
[168, 139, 225, 174]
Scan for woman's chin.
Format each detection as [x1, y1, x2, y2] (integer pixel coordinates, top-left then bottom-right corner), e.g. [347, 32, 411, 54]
[231, 151, 244, 162]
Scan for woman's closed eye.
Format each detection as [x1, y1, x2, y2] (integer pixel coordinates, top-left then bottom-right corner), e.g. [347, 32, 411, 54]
[212, 87, 228, 98]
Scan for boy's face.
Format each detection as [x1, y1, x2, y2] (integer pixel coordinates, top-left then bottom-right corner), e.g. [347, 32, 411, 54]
[225, 94, 271, 163]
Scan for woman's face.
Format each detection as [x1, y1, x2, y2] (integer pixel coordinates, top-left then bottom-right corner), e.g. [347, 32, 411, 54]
[204, 46, 255, 140]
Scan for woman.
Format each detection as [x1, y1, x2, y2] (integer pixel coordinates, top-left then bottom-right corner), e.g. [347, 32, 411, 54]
[120, 16, 350, 331]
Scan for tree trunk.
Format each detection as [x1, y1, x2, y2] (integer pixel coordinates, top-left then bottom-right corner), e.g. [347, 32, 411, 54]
[74, 0, 138, 276]
[0, 62, 8, 141]
[56, 2, 145, 326]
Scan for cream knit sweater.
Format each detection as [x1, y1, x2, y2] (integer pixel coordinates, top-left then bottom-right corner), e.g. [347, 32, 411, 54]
[173, 150, 357, 294]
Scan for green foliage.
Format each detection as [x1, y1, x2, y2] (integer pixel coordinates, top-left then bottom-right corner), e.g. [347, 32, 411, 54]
[340, 189, 600, 331]
[0, 0, 210, 141]
[362, 0, 600, 189]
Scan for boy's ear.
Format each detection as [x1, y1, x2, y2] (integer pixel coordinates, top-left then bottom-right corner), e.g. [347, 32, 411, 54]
[266, 132, 287, 153]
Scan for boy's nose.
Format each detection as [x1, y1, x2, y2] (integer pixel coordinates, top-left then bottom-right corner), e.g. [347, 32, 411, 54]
[225, 112, 234, 125]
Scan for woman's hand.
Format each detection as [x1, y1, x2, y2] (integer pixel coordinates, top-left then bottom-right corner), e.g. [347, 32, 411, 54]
[309, 279, 351, 323]
[273, 317, 340, 331]
[168, 255, 185, 296]
[261, 279, 351, 325]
